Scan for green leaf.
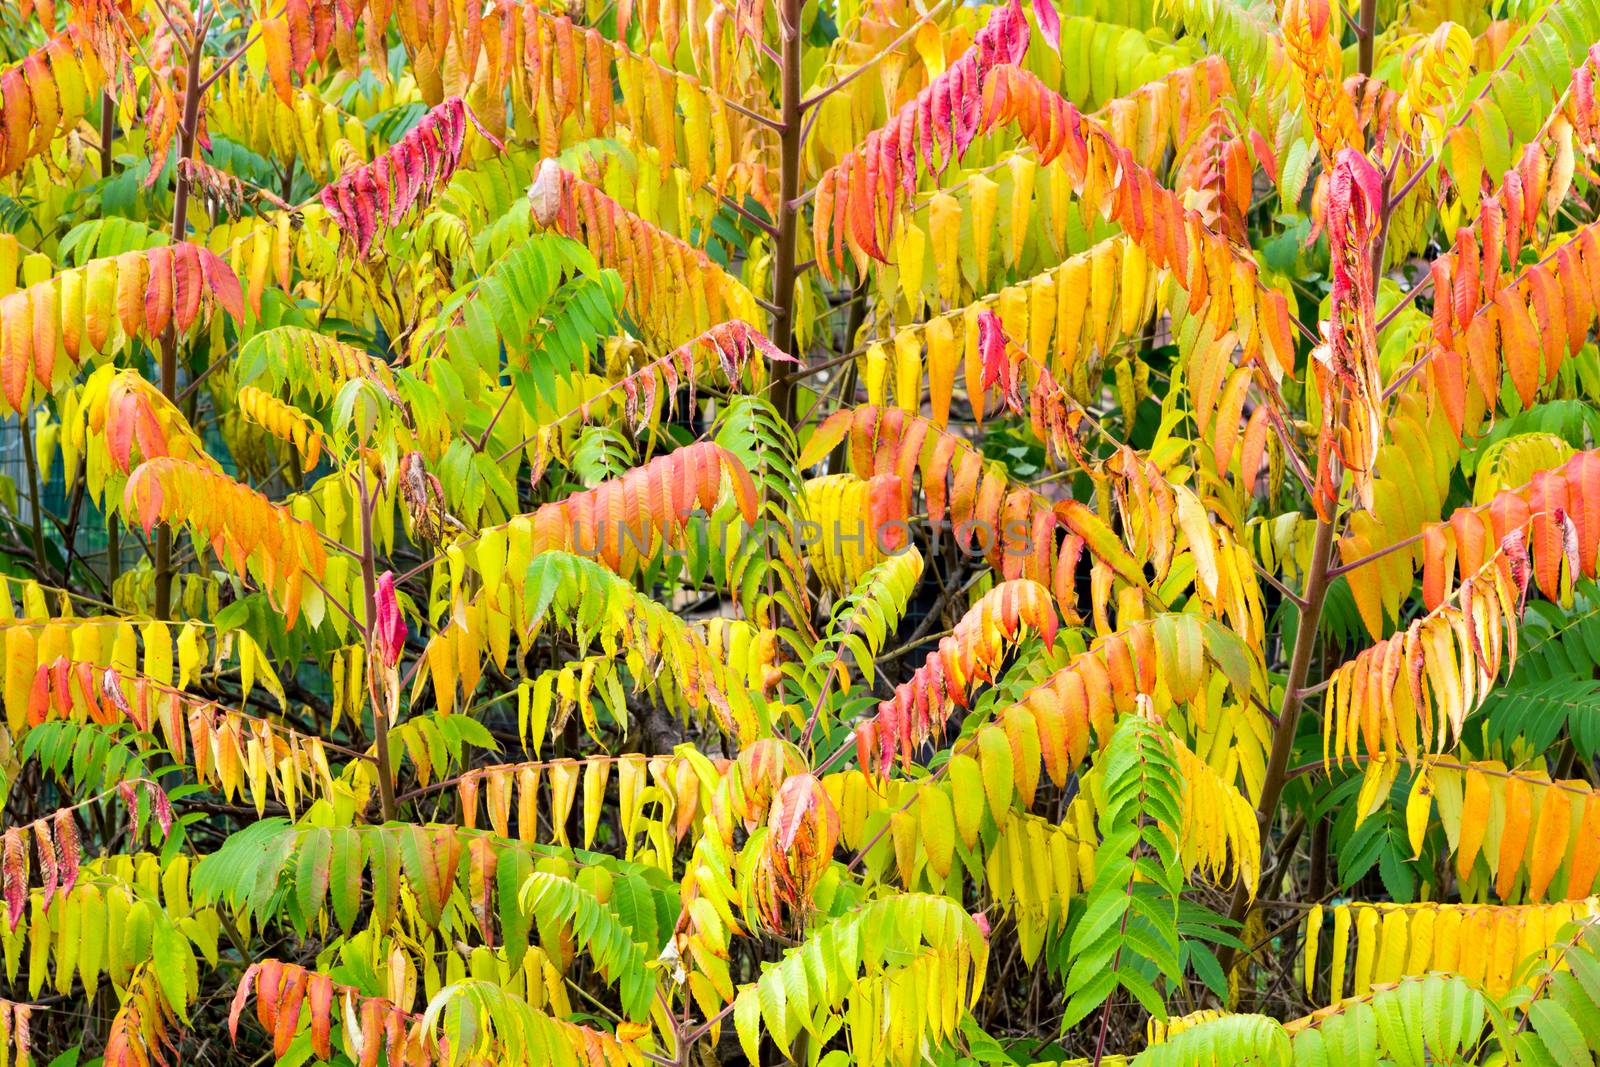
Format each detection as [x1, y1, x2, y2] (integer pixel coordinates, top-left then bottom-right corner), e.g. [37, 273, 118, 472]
[293, 827, 331, 930]
[151, 919, 192, 1020]
[329, 827, 362, 934]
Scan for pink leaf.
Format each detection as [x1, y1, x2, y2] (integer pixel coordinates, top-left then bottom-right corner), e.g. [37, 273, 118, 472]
[1031, 0, 1060, 53]
[977, 309, 1022, 414]
[148, 782, 174, 837]
[53, 811, 79, 897]
[2, 829, 25, 927]
[374, 571, 408, 669]
[119, 781, 142, 839]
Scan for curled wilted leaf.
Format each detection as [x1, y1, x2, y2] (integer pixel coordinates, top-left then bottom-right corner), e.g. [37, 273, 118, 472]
[147, 782, 174, 837]
[118, 780, 141, 838]
[529, 157, 565, 227]
[31, 822, 55, 908]
[1, 830, 25, 927]
[398, 452, 447, 543]
[758, 773, 840, 929]
[727, 739, 808, 833]
[52, 810, 79, 897]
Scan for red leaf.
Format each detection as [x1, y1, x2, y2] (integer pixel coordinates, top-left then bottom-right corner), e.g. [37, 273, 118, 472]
[3, 293, 31, 410]
[143, 244, 174, 339]
[307, 973, 334, 1060]
[198, 247, 248, 321]
[53, 810, 79, 897]
[229, 963, 260, 1041]
[255, 959, 286, 1033]
[977, 309, 1021, 415]
[171, 243, 203, 333]
[274, 966, 308, 1058]
[760, 773, 839, 926]
[374, 571, 407, 669]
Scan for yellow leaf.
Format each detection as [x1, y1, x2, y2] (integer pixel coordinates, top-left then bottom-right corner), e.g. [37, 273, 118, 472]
[1089, 239, 1119, 359]
[177, 622, 205, 689]
[582, 759, 611, 849]
[1303, 903, 1321, 999]
[549, 760, 580, 847]
[913, 21, 946, 78]
[893, 330, 923, 414]
[897, 223, 927, 315]
[518, 765, 541, 844]
[919, 788, 956, 881]
[1174, 489, 1219, 598]
[948, 754, 984, 849]
[1030, 273, 1056, 374]
[1374, 907, 1408, 984]
[926, 316, 958, 428]
[1355, 756, 1398, 827]
[4, 628, 36, 733]
[617, 754, 648, 858]
[1405, 905, 1435, 975]
[977, 728, 1015, 820]
[969, 175, 998, 292]
[864, 341, 889, 408]
[930, 193, 961, 305]
[141, 621, 172, 687]
[1351, 905, 1379, 995]
[1405, 767, 1433, 859]
[1330, 902, 1351, 999]
[1120, 239, 1149, 335]
[1005, 154, 1035, 268]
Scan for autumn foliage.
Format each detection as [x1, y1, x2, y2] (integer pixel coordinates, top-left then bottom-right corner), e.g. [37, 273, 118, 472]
[4, 0, 1600, 1065]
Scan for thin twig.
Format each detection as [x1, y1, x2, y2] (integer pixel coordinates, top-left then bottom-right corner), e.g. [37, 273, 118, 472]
[799, 0, 951, 112]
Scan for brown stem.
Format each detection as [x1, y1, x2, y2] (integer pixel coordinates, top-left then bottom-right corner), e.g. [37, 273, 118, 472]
[175, 341, 238, 404]
[1308, 815, 1329, 901]
[825, 278, 869, 468]
[798, 667, 837, 751]
[18, 410, 46, 569]
[99, 92, 122, 590]
[59, 476, 91, 588]
[154, 19, 208, 619]
[97, 90, 115, 181]
[358, 460, 399, 823]
[1289, 175, 1398, 830]
[1218, 511, 1337, 972]
[722, 96, 784, 131]
[1357, 0, 1377, 77]
[766, 0, 804, 423]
